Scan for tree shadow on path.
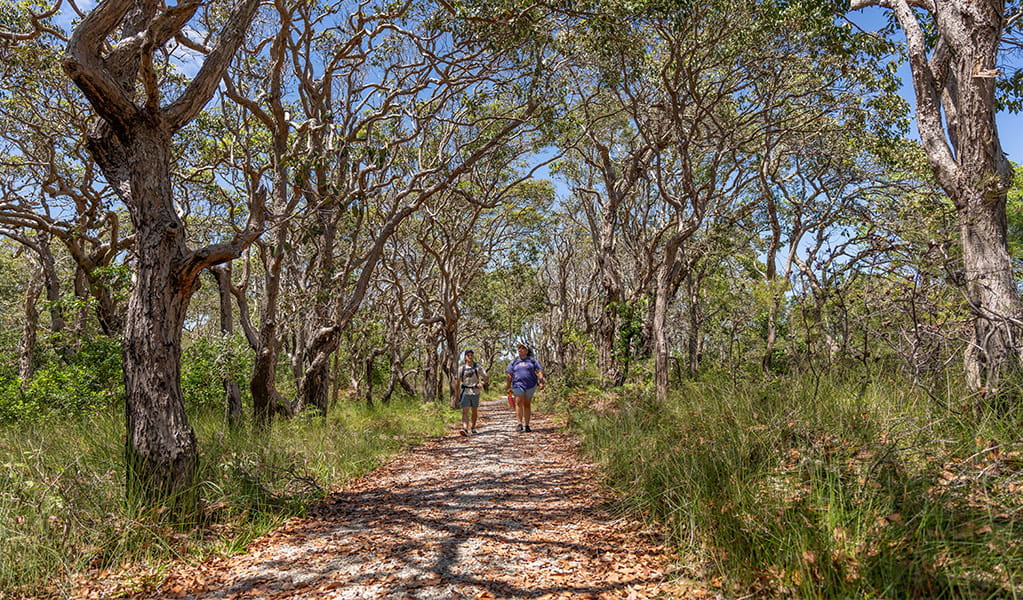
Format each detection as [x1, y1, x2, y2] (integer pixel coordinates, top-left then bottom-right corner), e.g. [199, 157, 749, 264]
[144, 400, 688, 599]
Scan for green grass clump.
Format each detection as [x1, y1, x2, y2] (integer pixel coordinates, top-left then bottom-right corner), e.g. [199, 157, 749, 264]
[0, 397, 448, 599]
[559, 373, 1023, 599]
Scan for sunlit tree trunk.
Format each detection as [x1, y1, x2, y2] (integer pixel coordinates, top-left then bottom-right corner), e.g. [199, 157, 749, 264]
[852, 0, 1019, 396]
[212, 265, 243, 429]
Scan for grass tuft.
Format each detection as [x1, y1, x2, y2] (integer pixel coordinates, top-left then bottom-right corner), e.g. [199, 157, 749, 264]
[555, 372, 1023, 599]
[0, 397, 448, 599]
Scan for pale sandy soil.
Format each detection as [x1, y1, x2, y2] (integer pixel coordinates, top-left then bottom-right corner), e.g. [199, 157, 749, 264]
[126, 400, 709, 600]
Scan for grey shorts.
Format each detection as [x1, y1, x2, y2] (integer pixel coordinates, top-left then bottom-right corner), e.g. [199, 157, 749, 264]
[460, 392, 480, 408]
[512, 386, 536, 399]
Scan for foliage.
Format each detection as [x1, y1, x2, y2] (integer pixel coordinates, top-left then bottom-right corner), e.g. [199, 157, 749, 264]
[0, 337, 122, 423]
[0, 397, 448, 598]
[558, 372, 1023, 598]
[181, 333, 253, 412]
[1006, 163, 1023, 267]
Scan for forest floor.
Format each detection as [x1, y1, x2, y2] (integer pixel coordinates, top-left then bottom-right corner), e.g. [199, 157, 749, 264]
[92, 399, 710, 600]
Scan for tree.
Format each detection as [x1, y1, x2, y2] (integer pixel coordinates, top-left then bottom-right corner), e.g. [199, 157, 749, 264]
[851, 0, 1023, 396]
[62, 0, 262, 507]
[0, 10, 132, 341]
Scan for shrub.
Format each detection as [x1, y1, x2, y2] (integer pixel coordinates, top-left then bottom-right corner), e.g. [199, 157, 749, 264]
[181, 333, 252, 412]
[0, 337, 122, 423]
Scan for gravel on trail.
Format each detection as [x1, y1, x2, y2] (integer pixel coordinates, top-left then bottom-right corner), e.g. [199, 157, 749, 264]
[131, 400, 709, 600]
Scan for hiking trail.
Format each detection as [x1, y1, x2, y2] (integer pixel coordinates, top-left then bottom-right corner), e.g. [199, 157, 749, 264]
[119, 400, 709, 599]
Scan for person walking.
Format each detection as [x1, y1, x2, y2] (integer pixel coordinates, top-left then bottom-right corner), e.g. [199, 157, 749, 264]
[506, 342, 545, 432]
[455, 349, 488, 436]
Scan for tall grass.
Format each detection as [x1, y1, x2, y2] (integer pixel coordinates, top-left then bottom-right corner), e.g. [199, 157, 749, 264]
[557, 373, 1023, 599]
[0, 398, 449, 599]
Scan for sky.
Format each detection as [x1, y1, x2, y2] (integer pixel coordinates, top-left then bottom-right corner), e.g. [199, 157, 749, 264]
[851, 6, 1023, 165]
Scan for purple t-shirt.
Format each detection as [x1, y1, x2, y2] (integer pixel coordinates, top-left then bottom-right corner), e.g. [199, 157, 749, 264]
[507, 357, 542, 390]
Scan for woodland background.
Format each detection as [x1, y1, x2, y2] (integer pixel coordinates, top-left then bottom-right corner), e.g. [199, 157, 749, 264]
[1, 0, 1023, 597]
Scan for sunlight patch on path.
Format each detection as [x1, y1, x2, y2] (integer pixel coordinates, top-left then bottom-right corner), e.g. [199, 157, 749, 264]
[133, 400, 706, 600]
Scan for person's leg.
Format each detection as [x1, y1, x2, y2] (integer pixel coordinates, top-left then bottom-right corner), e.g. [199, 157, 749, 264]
[460, 392, 472, 434]
[521, 386, 536, 431]
[513, 388, 525, 428]
[470, 405, 478, 430]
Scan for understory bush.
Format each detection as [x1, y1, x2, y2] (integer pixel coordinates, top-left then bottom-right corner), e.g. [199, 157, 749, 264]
[0, 337, 122, 423]
[559, 370, 1023, 599]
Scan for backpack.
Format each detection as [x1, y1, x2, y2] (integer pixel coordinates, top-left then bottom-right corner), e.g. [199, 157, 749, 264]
[459, 364, 479, 382]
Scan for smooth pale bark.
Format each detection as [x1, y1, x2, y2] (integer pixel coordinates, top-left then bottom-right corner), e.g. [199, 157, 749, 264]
[851, 0, 1019, 395]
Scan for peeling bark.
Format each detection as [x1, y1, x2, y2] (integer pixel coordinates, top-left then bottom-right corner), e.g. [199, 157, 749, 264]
[63, 0, 261, 508]
[851, 0, 1019, 396]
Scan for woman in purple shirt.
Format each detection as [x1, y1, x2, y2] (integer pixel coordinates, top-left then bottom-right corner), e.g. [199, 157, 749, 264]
[505, 343, 545, 432]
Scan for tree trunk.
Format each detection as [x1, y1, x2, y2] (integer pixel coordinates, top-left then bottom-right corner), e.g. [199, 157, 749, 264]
[364, 354, 375, 407]
[653, 276, 670, 403]
[850, 0, 1019, 395]
[122, 129, 198, 511]
[686, 273, 704, 378]
[251, 241, 293, 426]
[34, 235, 67, 338]
[593, 195, 625, 387]
[303, 362, 331, 415]
[212, 265, 243, 429]
[960, 187, 1020, 393]
[653, 241, 684, 402]
[19, 265, 43, 383]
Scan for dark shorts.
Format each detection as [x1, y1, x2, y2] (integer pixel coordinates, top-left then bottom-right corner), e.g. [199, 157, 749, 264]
[460, 392, 480, 408]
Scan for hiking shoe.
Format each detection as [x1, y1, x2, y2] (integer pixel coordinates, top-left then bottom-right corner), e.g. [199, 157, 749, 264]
[516, 424, 523, 432]
[524, 425, 532, 432]
[471, 428, 478, 435]
[460, 429, 468, 437]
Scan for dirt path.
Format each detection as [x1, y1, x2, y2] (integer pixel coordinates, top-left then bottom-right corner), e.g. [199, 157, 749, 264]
[139, 400, 704, 599]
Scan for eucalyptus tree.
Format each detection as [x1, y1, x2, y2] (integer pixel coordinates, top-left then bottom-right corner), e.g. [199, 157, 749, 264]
[418, 176, 552, 398]
[0, 11, 132, 342]
[218, 0, 547, 418]
[554, 0, 901, 399]
[556, 83, 665, 386]
[61, 0, 262, 506]
[535, 210, 593, 372]
[379, 219, 448, 402]
[850, 0, 1023, 396]
[752, 128, 913, 372]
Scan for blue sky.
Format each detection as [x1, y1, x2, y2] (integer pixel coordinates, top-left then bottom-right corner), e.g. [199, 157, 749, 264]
[851, 6, 1022, 165]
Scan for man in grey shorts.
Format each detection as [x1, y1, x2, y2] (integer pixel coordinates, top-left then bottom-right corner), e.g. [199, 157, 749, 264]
[455, 350, 488, 436]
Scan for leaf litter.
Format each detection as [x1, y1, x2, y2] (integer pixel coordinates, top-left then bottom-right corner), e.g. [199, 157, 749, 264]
[80, 400, 707, 599]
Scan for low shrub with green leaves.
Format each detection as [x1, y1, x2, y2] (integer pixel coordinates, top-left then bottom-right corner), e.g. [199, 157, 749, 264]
[558, 372, 1023, 599]
[0, 397, 448, 599]
[0, 337, 123, 423]
[181, 333, 253, 411]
